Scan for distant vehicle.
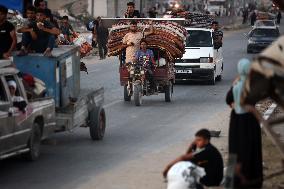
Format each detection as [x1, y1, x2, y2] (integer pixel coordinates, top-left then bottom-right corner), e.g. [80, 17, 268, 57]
[175, 28, 223, 85]
[246, 27, 280, 53]
[253, 20, 277, 28]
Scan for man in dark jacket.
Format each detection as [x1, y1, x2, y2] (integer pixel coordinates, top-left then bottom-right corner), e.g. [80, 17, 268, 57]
[124, 2, 141, 18]
[96, 17, 109, 59]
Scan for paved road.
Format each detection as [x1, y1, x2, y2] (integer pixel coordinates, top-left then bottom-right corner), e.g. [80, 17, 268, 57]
[0, 26, 280, 189]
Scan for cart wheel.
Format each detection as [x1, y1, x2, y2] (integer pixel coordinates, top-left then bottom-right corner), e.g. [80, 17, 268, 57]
[25, 123, 42, 161]
[165, 82, 173, 102]
[134, 84, 142, 106]
[124, 85, 131, 101]
[89, 107, 106, 140]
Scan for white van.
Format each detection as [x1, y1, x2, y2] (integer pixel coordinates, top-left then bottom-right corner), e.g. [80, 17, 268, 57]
[175, 28, 224, 85]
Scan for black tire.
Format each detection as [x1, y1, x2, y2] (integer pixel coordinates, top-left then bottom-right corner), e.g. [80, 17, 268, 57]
[89, 107, 106, 140]
[124, 85, 131, 101]
[216, 63, 223, 81]
[134, 84, 142, 106]
[165, 82, 173, 102]
[25, 123, 42, 161]
[208, 70, 216, 85]
[216, 74, 222, 81]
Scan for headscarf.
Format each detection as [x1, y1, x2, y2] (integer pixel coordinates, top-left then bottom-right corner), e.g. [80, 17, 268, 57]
[233, 58, 252, 114]
[8, 80, 17, 90]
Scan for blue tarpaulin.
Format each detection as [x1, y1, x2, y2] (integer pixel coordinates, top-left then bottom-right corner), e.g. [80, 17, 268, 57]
[0, 0, 24, 13]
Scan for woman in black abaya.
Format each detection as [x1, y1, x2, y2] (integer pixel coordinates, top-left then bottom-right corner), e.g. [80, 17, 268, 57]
[226, 59, 263, 188]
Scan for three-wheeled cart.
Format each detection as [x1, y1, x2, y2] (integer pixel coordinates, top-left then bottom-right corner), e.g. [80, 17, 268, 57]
[119, 52, 175, 104]
[14, 45, 106, 140]
[102, 18, 187, 106]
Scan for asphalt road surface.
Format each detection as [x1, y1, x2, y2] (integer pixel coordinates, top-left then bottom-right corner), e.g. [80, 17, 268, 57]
[0, 25, 282, 189]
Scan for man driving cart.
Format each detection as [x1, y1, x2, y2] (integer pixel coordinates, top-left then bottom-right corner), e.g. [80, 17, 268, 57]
[134, 40, 157, 93]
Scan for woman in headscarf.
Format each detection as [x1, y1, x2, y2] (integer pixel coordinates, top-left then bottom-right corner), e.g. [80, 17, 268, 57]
[226, 58, 263, 188]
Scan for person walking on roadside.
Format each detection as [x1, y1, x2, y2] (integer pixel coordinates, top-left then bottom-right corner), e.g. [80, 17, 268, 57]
[250, 10, 257, 26]
[226, 58, 263, 189]
[277, 11, 282, 25]
[242, 8, 248, 24]
[95, 17, 109, 60]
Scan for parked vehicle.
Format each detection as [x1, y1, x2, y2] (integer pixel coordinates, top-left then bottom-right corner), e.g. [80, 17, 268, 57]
[175, 28, 223, 85]
[0, 60, 55, 160]
[246, 27, 280, 53]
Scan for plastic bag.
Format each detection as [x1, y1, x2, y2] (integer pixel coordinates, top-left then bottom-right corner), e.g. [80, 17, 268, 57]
[167, 161, 206, 189]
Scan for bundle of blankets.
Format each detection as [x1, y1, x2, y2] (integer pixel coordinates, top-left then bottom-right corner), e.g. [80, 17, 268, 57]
[173, 12, 215, 28]
[107, 20, 187, 62]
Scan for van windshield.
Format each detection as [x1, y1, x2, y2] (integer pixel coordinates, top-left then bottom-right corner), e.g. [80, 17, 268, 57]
[186, 30, 213, 47]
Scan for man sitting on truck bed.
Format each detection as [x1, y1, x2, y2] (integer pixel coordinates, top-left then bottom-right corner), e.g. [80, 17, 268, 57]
[7, 80, 27, 112]
[0, 5, 17, 59]
[211, 21, 223, 49]
[18, 8, 60, 57]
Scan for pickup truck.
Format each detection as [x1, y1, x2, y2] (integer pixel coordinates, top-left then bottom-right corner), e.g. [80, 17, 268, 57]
[0, 61, 55, 160]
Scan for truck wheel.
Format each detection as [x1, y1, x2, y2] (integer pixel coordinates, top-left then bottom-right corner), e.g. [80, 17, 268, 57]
[89, 107, 106, 140]
[124, 85, 131, 101]
[25, 123, 42, 161]
[134, 84, 142, 106]
[165, 82, 173, 102]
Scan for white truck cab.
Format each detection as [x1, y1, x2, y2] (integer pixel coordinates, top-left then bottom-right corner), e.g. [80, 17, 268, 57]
[175, 28, 223, 85]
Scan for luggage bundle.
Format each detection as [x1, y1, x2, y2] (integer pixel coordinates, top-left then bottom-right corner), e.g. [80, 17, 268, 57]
[107, 20, 187, 61]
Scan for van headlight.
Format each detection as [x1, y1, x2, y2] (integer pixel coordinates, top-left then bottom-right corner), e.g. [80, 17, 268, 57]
[248, 39, 256, 44]
[200, 57, 213, 63]
[140, 70, 145, 74]
[130, 70, 134, 75]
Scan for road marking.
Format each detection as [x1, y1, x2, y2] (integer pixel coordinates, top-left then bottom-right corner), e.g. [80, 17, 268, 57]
[87, 69, 100, 74]
[104, 99, 122, 108]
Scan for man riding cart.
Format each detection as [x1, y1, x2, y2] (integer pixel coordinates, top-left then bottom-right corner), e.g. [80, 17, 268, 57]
[103, 18, 187, 106]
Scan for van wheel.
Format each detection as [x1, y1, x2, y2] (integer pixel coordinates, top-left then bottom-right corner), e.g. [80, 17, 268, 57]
[89, 107, 106, 140]
[208, 70, 216, 85]
[216, 75, 222, 81]
[25, 123, 42, 161]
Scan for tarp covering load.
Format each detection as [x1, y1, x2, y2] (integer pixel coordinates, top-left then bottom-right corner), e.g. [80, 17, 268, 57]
[166, 11, 214, 28]
[242, 36, 284, 108]
[1, 0, 24, 13]
[107, 20, 187, 61]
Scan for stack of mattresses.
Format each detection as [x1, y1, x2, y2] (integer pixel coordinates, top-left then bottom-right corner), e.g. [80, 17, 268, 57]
[107, 20, 186, 62]
[173, 11, 214, 28]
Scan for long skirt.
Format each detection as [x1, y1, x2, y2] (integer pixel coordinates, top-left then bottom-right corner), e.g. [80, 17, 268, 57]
[229, 110, 263, 188]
